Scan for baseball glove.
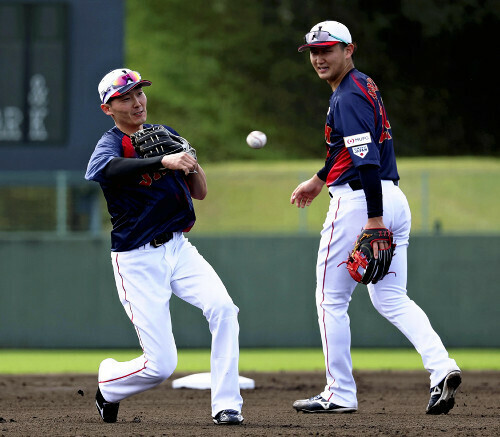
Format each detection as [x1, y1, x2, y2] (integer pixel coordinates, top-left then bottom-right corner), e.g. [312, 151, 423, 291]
[130, 125, 197, 159]
[341, 228, 396, 285]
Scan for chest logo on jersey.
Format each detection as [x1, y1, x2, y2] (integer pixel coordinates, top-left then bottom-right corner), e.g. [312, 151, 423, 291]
[344, 132, 371, 148]
[139, 170, 168, 187]
[352, 145, 369, 158]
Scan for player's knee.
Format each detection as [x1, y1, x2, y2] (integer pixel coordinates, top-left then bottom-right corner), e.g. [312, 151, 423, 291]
[370, 293, 392, 316]
[204, 298, 238, 320]
[371, 300, 388, 318]
[147, 356, 177, 382]
[370, 290, 411, 319]
[214, 300, 239, 320]
[317, 290, 351, 312]
[205, 301, 239, 333]
[151, 365, 176, 383]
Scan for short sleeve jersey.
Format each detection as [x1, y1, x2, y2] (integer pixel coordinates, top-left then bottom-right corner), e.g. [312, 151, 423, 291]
[317, 69, 399, 186]
[85, 123, 196, 252]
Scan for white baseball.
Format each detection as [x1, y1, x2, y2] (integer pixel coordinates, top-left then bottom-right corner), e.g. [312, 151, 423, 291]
[246, 131, 267, 149]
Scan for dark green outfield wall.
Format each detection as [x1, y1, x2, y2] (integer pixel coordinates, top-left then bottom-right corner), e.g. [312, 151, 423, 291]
[0, 235, 497, 348]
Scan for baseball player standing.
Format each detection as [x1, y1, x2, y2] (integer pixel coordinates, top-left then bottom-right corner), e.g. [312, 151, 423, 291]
[290, 21, 461, 415]
[85, 68, 244, 425]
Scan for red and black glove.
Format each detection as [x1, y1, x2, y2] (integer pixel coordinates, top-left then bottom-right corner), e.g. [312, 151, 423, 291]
[342, 228, 396, 284]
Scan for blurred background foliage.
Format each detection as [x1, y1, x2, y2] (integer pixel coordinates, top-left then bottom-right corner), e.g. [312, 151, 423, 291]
[125, 0, 497, 162]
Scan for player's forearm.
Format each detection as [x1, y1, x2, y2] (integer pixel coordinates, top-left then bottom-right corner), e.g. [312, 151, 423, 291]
[103, 156, 163, 180]
[186, 164, 207, 200]
[358, 164, 383, 218]
[310, 173, 326, 188]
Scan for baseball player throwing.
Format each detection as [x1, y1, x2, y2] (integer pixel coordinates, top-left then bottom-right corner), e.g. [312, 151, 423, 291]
[85, 68, 243, 425]
[290, 21, 461, 415]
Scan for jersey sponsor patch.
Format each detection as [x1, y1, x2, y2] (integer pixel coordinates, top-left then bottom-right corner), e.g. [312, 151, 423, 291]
[344, 132, 371, 148]
[352, 144, 369, 158]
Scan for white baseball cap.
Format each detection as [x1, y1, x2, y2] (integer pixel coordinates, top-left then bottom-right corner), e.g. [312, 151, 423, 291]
[298, 21, 352, 52]
[98, 68, 152, 104]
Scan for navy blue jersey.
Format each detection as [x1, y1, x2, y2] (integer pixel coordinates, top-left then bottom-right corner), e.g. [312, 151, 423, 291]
[317, 69, 399, 186]
[85, 124, 196, 252]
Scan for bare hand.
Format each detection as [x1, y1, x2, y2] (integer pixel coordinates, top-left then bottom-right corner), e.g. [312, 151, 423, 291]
[161, 152, 198, 176]
[290, 175, 325, 208]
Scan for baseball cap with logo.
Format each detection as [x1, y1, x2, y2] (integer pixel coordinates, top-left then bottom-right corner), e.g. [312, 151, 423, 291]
[298, 21, 352, 52]
[98, 68, 152, 104]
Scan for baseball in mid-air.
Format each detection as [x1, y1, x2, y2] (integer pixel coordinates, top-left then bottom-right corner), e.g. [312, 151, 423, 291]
[246, 130, 267, 149]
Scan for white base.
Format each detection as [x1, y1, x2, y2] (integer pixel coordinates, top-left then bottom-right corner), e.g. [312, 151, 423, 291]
[172, 372, 255, 390]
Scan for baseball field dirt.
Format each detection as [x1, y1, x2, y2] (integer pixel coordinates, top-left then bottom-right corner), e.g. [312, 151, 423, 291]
[0, 370, 498, 436]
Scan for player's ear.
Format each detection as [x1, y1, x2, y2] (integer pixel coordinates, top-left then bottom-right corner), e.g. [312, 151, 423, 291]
[345, 43, 355, 59]
[101, 103, 112, 116]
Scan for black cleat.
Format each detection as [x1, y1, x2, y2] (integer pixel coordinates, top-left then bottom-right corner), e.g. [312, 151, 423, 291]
[426, 370, 462, 415]
[213, 409, 244, 425]
[293, 394, 357, 413]
[95, 387, 120, 423]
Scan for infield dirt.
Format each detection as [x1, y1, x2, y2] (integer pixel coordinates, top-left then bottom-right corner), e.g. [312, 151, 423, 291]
[0, 370, 498, 436]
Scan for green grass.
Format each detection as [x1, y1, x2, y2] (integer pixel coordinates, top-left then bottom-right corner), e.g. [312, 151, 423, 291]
[186, 156, 500, 235]
[0, 348, 498, 374]
[3, 157, 496, 234]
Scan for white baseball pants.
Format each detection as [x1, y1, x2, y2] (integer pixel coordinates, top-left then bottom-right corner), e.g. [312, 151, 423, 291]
[317, 180, 459, 408]
[98, 232, 243, 417]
